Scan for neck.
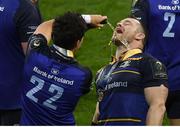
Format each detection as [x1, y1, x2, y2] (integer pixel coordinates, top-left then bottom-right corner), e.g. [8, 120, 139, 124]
[115, 40, 143, 60]
[53, 44, 74, 57]
[115, 45, 127, 60]
[127, 40, 143, 50]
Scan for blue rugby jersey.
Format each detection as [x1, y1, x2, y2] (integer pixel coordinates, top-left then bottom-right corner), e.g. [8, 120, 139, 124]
[131, 0, 180, 91]
[95, 49, 167, 125]
[0, 0, 41, 109]
[20, 34, 92, 125]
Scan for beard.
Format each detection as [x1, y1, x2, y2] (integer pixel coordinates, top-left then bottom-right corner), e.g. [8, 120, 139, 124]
[111, 32, 129, 48]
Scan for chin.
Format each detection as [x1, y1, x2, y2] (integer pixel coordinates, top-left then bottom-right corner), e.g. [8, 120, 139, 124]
[111, 38, 122, 47]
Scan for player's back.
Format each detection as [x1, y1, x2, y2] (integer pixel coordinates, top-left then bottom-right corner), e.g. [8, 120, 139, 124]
[20, 41, 92, 125]
[0, 0, 23, 109]
[0, 0, 41, 109]
[145, 0, 180, 91]
[132, 0, 180, 90]
[145, 0, 180, 63]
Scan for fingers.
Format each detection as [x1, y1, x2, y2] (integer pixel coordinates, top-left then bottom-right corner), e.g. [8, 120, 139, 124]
[90, 15, 108, 28]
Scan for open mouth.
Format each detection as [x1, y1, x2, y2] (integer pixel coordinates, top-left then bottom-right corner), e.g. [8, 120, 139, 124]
[116, 27, 124, 34]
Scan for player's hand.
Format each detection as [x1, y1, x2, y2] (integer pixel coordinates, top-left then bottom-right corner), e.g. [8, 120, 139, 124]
[90, 15, 107, 28]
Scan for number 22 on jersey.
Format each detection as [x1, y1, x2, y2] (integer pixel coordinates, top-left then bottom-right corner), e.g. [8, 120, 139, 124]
[26, 75, 64, 110]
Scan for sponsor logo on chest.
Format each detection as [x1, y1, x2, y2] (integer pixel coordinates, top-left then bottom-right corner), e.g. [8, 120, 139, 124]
[158, 0, 180, 11]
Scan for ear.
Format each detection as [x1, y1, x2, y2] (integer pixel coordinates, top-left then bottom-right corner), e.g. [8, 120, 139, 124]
[135, 32, 145, 40]
[76, 40, 81, 49]
[75, 37, 84, 50]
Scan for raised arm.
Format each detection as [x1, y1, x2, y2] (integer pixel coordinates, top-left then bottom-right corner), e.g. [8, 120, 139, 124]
[34, 19, 54, 43]
[33, 14, 107, 43]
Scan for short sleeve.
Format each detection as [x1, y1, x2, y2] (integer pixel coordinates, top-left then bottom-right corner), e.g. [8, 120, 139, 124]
[27, 34, 47, 54]
[141, 57, 168, 88]
[15, 0, 41, 42]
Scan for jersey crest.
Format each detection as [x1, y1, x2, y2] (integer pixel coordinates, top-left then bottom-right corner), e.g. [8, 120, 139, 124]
[172, 0, 179, 5]
[151, 61, 168, 79]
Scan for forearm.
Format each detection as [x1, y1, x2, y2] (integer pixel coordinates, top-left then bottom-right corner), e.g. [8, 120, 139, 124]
[33, 15, 107, 43]
[92, 111, 99, 124]
[82, 14, 107, 28]
[92, 102, 100, 124]
[146, 105, 166, 125]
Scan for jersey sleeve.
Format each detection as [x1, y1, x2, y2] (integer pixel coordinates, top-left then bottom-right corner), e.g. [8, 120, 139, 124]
[80, 68, 93, 94]
[14, 0, 41, 42]
[131, 0, 149, 32]
[27, 34, 47, 55]
[141, 57, 168, 88]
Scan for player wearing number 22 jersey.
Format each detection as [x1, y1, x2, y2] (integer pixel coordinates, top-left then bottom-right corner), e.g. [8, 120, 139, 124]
[20, 34, 92, 125]
[131, 0, 180, 120]
[20, 12, 93, 125]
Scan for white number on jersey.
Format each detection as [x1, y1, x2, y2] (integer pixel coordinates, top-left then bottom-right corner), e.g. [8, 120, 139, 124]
[163, 12, 175, 38]
[26, 75, 64, 110]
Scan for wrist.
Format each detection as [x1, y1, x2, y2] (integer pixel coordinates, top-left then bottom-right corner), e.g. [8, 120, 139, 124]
[82, 15, 91, 24]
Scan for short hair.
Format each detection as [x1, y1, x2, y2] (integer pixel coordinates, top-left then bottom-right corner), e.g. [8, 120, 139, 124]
[129, 16, 147, 42]
[51, 12, 87, 50]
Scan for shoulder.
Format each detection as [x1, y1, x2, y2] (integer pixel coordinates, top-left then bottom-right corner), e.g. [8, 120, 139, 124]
[141, 53, 168, 79]
[96, 64, 111, 76]
[96, 65, 107, 75]
[132, 0, 149, 5]
[141, 53, 162, 64]
[18, 0, 34, 9]
[132, 0, 150, 8]
[15, 0, 40, 22]
[15, 0, 34, 15]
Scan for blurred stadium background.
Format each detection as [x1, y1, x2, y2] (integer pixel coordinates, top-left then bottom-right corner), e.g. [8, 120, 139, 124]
[39, 0, 168, 125]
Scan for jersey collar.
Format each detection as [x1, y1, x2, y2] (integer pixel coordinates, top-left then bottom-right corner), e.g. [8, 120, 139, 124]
[53, 44, 74, 58]
[120, 49, 142, 61]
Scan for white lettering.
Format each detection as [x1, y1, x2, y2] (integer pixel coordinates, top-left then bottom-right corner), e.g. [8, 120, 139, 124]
[158, 5, 180, 11]
[33, 67, 48, 77]
[105, 81, 128, 90]
[33, 66, 74, 85]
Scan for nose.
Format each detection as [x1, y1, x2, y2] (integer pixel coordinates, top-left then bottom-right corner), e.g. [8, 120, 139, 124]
[116, 22, 122, 28]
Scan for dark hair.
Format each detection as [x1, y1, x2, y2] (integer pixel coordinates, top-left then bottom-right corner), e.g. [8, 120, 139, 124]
[52, 12, 87, 50]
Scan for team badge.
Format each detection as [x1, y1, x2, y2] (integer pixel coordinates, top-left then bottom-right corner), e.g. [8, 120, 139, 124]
[33, 40, 40, 47]
[172, 0, 179, 5]
[152, 61, 167, 79]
